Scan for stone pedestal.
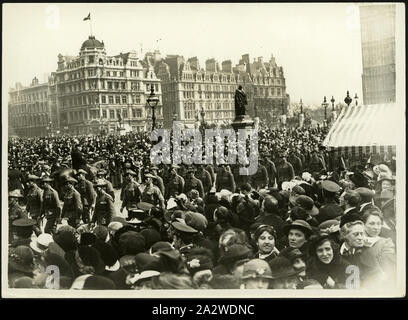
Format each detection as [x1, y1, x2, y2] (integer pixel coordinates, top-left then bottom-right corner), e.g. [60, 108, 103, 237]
[231, 115, 255, 135]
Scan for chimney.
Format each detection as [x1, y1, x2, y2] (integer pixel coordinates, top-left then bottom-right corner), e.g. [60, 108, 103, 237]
[222, 60, 232, 72]
[188, 57, 200, 70]
[205, 58, 217, 72]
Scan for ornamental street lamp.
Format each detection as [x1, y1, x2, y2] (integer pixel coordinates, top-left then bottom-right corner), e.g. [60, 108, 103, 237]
[354, 93, 358, 106]
[344, 90, 352, 107]
[322, 96, 329, 127]
[331, 96, 335, 111]
[146, 84, 159, 131]
[200, 107, 205, 124]
[300, 99, 303, 114]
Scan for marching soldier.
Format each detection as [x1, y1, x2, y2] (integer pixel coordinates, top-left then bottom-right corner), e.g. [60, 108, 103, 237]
[195, 165, 213, 195]
[150, 166, 166, 197]
[25, 174, 43, 234]
[141, 173, 165, 210]
[251, 159, 269, 190]
[215, 164, 236, 193]
[263, 154, 278, 188]
[9, 218, 37, 248]
[40, 176, 62, 234]
[8, 190, 28, 242]
[96, 169, 115, 201]
[165, 165, 185, 199]
[184, 167, 205, 198]
[75, 169, 96, 223]
[276, 151, 295, 188]
[93, 179, 116, 226]
[120, 169, 142, 216]
[61, 177, 83, 228]
[288, 149, 303, 177]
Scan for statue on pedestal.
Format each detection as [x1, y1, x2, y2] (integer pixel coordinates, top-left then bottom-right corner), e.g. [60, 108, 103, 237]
[234, 85, 247, 118]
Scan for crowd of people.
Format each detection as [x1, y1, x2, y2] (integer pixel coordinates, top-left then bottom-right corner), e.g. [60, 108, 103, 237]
[7, 125, 397, 290]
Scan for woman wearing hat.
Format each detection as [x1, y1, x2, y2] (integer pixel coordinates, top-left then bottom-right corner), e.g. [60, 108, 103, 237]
[8, 246, 36, 288]
[374, 173, 395, 207]
[282, 220, 314, 260]
[240, 259, 273, 289]
[306, 235, 351, 288]
[253, 225, 279, 265]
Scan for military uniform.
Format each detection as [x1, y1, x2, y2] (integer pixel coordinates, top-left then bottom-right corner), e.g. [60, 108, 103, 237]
[251, 164, 269, 190]
[121, 181, 142, 212]
[165, 174, 185, 199]
[93, 191, 115, 226]
[309, 154, 325, 174]
[99, 178, 115, 201]
[184, 175, 205, 198]
[195, 168, 213, 194]
[216, 170, 236, 192]
[26, 184, 43, 220]
[152, 174, 166, 197]
[263, 158, 277, 187]
[76, 178, 96, 223]
[276, 160, 295, 188]
[232, 165, 251, 189]
[41, 186, 62, 234]
[141, 184, 165, 207]
[288, 153, 303, 176]
[61, 187, 83, 227]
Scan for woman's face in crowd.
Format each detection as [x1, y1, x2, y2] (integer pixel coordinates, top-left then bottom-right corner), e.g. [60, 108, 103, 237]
[381, 180, 392, 191]
[257, 231, 275, 255]
[292, 257, 306, 276]
[288, 229, 307, 248]
[345, 224, 365, 248]
[316, 240, 334, 264]
[365, 215, 383, 237]
[243, 278, 270, 289]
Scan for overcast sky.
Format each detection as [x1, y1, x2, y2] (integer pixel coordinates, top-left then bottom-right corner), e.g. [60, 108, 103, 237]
[3, 3, 365, 106]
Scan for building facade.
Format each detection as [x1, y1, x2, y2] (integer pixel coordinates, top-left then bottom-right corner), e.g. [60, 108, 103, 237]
[8, 77, 52, 137]
[156, 53, 289, 129]
[360, 4, 396, 104]
[55, 36, 163, 135]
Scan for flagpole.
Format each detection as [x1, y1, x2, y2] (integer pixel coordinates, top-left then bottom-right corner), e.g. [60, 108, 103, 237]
[89, 17, 93, 36]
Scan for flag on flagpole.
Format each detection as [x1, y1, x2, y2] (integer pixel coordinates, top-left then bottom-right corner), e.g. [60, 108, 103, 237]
[83, 13, 91, 21]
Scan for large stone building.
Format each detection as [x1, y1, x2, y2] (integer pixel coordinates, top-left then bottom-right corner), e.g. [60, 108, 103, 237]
[8, 77, 52, 137]
[55, 36, 163, 135]
[360, 4, 396, 104]
[154, 53, 289, 129]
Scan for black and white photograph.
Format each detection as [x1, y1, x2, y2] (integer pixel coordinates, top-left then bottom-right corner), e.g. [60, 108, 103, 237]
[2, 3, 405, 299]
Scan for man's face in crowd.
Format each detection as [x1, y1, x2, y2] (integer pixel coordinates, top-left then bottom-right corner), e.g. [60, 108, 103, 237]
[344, 224, 364, 248]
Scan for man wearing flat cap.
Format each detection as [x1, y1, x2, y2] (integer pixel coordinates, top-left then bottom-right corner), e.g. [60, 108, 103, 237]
[75, 169, 96, 224]
[165, 165, 185, 200]
[195, 165, 213, 195]
[93, 179, 116, 226]
[150, 166, 165, 197]
[61, 177, 83, 228]
[40, 176, 62, 234]
[141, 173, 165, 210]
[120, 170, 142, 216]
[184, 167, 205, 199]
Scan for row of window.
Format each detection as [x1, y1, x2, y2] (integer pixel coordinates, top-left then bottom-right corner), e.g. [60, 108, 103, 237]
[65, 107, 162, 122]
[11, 102, 48, 114]
[10, 114, 49, 127]
[9, 91, 48, 103]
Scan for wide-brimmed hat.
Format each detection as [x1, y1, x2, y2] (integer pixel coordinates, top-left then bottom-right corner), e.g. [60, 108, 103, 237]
[171, 219, 198, 233]
[8, 190, 24, 198]
[12, 218, 37, 228]
[218, 244, 252, 265]
[377, 172, 395, 184]
[241, 259, 273, 280]
[127, 207, 148, 224]
[318, 220, 340, 235]
[320, 180, 341, 193]
[294, 195, 319, 216]
[64, 176, 78, 184]
[9, 246, 35, 274]
[137, 202, 154, 212]
[27, 174, 40, 181]
[282, 220, 313, 238]
[30, 233, 54, 253]
[269, 256, 303, 279]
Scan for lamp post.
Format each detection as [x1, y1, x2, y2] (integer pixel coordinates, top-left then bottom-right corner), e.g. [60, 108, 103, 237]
[146, 84, 159, 131]
[200, 107, 205, 125]
[322, 96, 329, 127]
[354, 93, 358, 106]
[300, 99, 303, 114]
[331, 96, 335, 111]
[344, 90, 352, 107]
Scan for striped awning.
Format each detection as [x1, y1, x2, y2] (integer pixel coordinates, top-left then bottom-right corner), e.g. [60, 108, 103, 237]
[323, 103, 398, 155]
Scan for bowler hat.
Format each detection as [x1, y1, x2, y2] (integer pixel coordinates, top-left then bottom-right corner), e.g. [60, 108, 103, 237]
[241, 259, 273, 280]
[282, 220, 313, 238]
[137, 202, 154, 211]
[9, 190, 24, 198]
